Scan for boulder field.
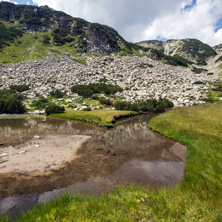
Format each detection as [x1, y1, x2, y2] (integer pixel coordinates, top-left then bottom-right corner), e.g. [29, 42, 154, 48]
[0, 54, 220, 106]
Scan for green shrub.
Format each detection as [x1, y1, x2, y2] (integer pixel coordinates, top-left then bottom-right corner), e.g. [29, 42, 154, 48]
[192, 67, 208, 74]
[215, 56, 222, 63]
[0, 22, 23, 49]
[82, 107, 91, 111]
[0, 89, 26, 114]
[196, 59, 207, 66]
[99, 97, 111, 106]
[91, 95, 100, 100]
[114, 101, 140, 112]
[194, 81, 204, 84]
[71, 83, 123, 98]
[63, 36, 75, 43]
[137, 98, 174, 113]
[43, 38, 50, 44]
[139, 63, 153, 68]
[202, 97, 215, 103]
[49, 89, 66, 98]
[212, 83, 222, 92]
[98, 77, 108, 83]
[0, 96, 25, 114]
[45, 104, 65, 115]
[165, 55, 191, 67]
[0, 89, 16, 98]
[67, 104, 77, 109]
[30, 98, 52, 110]
[9, 84, 29, 92]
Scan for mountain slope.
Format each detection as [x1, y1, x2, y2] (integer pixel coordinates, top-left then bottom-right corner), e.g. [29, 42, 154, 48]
[0, 2, 195, 68]
[138, 39, 217, 65]
[0, 2, 125, 55]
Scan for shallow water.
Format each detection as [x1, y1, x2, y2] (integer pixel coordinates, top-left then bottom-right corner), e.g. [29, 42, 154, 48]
[0, 114, 186, 219]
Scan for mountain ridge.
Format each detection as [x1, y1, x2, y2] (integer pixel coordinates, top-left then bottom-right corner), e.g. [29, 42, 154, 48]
[0, 1, 219, 66]
[137, 38, 217, 65]
[0, 1, 126, 55]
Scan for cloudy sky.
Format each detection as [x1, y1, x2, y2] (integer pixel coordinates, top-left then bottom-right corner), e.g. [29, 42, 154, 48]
[1, 0, 222, 46]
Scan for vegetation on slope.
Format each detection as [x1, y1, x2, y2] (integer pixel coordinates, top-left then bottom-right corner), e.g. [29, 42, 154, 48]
[0, 22, 23, 49]
[182, 38, 217, 61]
[0, 32, 87, 65]
[71, 83, 123, 98]
[136, 98, 174, 112]
[201, 79, 222, 103]
[138, 38, 217, 65]
[5, 103, 221, 221]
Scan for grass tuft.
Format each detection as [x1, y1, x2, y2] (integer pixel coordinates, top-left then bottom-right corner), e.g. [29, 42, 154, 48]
[50, 109, 138, 127]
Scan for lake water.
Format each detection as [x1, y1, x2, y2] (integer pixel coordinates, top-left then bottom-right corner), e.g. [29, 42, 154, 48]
[0, 114, 186, 219]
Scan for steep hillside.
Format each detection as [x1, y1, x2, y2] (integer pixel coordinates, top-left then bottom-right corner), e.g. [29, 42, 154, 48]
[138, 39, 217, 65]
[0, 2, 126, 56]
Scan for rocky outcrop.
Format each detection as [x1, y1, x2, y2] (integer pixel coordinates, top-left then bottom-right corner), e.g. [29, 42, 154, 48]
[0, 55, 219, 107]
[213, 44, 222, 53]
[85, 24, 124, 54]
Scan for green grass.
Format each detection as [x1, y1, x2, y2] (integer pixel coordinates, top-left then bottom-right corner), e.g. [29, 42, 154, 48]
[149, 103, 222, 199]
[2, 103, 222, 221]
[0, 32, 86, 66]
[15, 186, 217, 222]
[50, 109, 138, 127]
[202, 79, 222, 102]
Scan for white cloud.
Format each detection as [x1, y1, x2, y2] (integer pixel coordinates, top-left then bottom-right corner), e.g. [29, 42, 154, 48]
[30, 0, 222, 46]
[143, 0, 222, 46]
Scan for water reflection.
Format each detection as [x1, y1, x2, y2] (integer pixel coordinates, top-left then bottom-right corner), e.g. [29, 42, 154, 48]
[0, 114, 186, 220]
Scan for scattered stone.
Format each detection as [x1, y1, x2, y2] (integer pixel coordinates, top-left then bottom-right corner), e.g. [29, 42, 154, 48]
[34, 135, 41, 139]
[0, 153, 8, 157]
[0, 54, 220, 107]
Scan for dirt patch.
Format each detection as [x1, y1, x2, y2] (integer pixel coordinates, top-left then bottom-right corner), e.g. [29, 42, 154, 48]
[0, 135, 91, 174]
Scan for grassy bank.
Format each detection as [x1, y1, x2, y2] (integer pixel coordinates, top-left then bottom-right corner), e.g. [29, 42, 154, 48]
[50, 109, 139, 127]
[2, 103, 222, 221]
[149, 103, 222, 201]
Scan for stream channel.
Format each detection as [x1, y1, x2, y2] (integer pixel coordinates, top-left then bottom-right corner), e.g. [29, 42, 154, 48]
[0, 114, 186, 220]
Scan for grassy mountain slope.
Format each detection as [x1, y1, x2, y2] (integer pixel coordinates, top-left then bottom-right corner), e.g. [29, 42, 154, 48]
[138, 39, 217, 65]
[0, 2, 125, 55]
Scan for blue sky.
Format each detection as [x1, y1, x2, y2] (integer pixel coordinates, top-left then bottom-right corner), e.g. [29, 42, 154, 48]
[183, 0, 197, 11]
[1, 0, 222, 46]
[12, 0, 36, 5]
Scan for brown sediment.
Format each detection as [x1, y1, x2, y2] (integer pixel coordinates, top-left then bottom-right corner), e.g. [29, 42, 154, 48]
[0, 135, 91, 174]
[0, 145, 132, 198]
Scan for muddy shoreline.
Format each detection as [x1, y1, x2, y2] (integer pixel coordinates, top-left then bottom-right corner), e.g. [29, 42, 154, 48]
[0, 113, 186, 221]
[0, 135, 91, 174]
